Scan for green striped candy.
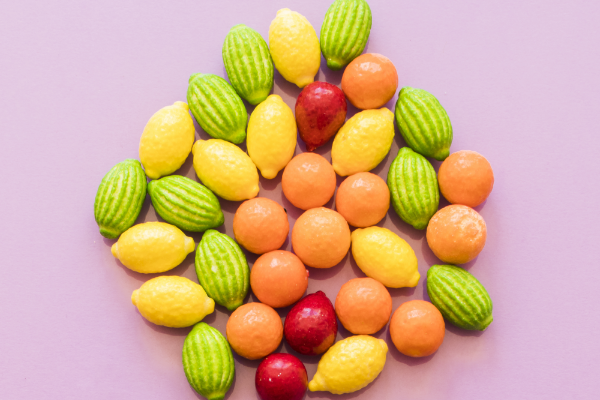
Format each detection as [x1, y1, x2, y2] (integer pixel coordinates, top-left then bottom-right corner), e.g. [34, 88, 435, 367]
[147, 175, 224, 232]
[395, 87, 453, 161]
[427, 265, 493, 331]
[222, 24, 273, 105]
[187, 73, 247, 144]
[195, 230, 249, 311]
[320, 0, 372, 70]
[387, 147, 439, 230]
[182, 322, 235, 400]
[93, 159, 146, 239]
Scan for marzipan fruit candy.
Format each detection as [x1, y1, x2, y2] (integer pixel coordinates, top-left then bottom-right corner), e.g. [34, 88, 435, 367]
[94, 159, 147, 239]
[183, 322, 235, 400]
[320, 0, 372, 70]
[395, 87, 453, 161]
[222, 24, 273, 105]
[147, 175, 224, 232]
[426, 265, 493, 331]
[187, 73, 247, 144]
[387, 147, 439, 229]
[195, 230, 250, 311]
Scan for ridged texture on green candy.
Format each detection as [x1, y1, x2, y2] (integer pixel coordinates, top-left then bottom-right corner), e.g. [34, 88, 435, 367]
[187, 73, 247, 144]
[222, 24, 273, 105]
[387, 147, 439, 230]
[395, 87, 453, 161]
[147, 176, 224, 232]
[427, 265, 493, 331]
[320, 0, 372, 70]
[195, 230, 249, 311]
[183, 322, 235, 400]
[94, 159, 146, 239]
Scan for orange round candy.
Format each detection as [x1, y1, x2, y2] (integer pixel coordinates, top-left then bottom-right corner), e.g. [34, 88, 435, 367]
[341, 53, 398, 110]
[335, 277, 392, 334]
[292, 207, 351, 269]
[438, 150, 494, 207]
[389, 300, 445, 357]
[335, 172, 390, 227]
[251, 250, 309, 308]
[426, 205, 487, 264]
[282, 153, 336, 210]
[233, 197, 289, 254]
[226, 302, 283, 360]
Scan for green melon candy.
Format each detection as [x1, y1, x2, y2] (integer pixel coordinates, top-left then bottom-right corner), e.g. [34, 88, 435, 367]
[320, 0, 372, 70]
[183, 322, 235, 400]
[187, 73, 247, 144]
[223, 24, 274, 105]
[387, 147, 439, 230]
[94, 159, 147, 239]
[427, 265, 493, 331]
[395, 87, 453, 161]
[195, 230, 249, 311]
[147, 176, 224, 232]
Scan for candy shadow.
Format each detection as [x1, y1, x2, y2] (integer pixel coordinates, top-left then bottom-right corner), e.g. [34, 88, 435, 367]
[273, 70, 302, 101]
[387, 207, 427, 241]
[316, 54, 344, 87]
[445, 322, 486, 338]
[259, 172, 281, 191]
[307, 252, 349, 281]
[141, 318, 192, 337]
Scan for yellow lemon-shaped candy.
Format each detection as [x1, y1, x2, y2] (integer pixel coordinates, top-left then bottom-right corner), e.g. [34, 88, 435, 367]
[269, 8, 320, 88]
[111, 222, 195, 274]
[331, 108, 395, 176]
[192, 139, 259, 201]
[351, 226, 420, 288]
[131, 276, 215, 328]
[139, 101, 195, 179]
[247, 94, 297, 179]
[309, 335, 388, 395]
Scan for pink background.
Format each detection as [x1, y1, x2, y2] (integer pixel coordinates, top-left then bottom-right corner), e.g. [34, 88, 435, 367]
[1, 0, 599, 399]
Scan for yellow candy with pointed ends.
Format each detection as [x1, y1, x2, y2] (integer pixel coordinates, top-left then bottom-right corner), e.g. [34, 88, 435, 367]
[111, 222, 195, 274]
[131, 276, 215, 328]
[192, 139, 259, 201]
[269, 8, 320, 88]
[247, 95, 297, 179]
[309, 335, 388, 395]
[331, 108, 395, 176]
[351, 226, 420, 288]
[139, 101, 195, 179]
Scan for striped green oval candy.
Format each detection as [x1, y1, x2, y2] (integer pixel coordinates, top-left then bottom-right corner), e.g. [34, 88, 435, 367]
[183, 322, 235, 400]
[427, 265, 493, 331]
[222, 24, 273, 105]
[195, 230, 249, 311]
[387, 147, 439, 230]
[147, 175, 224, 233]
[320, 0, 372, 70]
[187, 73, 248, 144]
[94, 159, 147, 239]
[395, 87, 453, 161]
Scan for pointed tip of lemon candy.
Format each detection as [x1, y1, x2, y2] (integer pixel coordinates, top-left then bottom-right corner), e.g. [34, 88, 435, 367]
[131, 289, 139, 306]
[172, 101, 189, 111]
[276, 8, 291, 16]
[111, 243, 119, 259]
[308, 372, 326, 392]
[294, 76, 315, 88]
[184, 237, 195, 254]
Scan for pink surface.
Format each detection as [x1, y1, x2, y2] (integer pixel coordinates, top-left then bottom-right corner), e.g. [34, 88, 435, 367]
[1, 0, 599, 399]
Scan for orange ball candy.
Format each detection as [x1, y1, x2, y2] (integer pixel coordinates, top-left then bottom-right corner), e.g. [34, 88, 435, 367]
[233, 197, 289, 254]
[226, 302, 283, 360]
[438, 150, 494, 207]
[282, 153, 336, 210]
[341, 53, 398, 110]
[335, 277, 392, 334]
[335, 172, 390, 227]
[426, 205, 487, 264]
[389, 300, 445, 357]
[251, 250, 309, 308]
[292, 207, 351, 269]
